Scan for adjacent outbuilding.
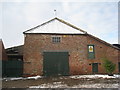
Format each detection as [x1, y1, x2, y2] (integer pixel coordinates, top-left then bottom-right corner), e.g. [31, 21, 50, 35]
[23, 17, 120, 76]
[0, 39, 8, 61]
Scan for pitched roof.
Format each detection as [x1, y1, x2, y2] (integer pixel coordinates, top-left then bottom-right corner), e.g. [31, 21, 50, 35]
[87, 34, 120, 50]
[6, 45, 23, 55]
[23, 17, 87, 34]
[23, 17, 120, 50]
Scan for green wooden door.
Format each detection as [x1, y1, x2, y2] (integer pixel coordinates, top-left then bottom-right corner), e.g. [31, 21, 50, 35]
[43, 52, 69, 76]
[0, 61, 2, 77]
[92, 63, 98, 73]
[1, 61, 6, 77]
[5, 60, 23, 77]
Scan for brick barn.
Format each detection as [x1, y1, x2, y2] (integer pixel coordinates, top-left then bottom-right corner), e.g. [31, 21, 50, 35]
[23, 17, 120, 76]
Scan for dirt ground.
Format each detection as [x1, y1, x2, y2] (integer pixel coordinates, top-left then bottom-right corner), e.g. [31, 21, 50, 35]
[2, 75, 120, 88]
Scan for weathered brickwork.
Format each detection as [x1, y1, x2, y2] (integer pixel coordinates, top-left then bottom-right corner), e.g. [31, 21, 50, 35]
[23, 34, 120, 76]
[86, 35, 119, 74]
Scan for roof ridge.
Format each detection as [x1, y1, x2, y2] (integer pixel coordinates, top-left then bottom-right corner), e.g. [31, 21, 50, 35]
[23, 18, 56, 34]
[55, 17, 87, 33]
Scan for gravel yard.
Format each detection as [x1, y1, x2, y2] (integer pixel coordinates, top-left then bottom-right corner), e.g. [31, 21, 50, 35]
[2, 74, 120, 88]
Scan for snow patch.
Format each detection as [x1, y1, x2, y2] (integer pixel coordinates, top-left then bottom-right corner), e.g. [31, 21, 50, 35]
[29, 83, 119, 88]
[53, 82, 62, 84]
[3, 75, 42, 81]
[70, 74, 120, 79]
[27, 75, 42, 80]
[72, 84, 119, 88]
[29, 82, 67, 88]
[3, 74, 120, 81]
[10, 77, 23, 80]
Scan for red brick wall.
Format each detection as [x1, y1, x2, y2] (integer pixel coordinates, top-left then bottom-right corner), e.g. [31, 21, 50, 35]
[23, 34, 119, 76]
[86, 35, 119, 74]
[0, 40, 8, 60]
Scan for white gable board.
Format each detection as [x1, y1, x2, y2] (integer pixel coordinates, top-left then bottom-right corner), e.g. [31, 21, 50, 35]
[25, 19, 85, 34]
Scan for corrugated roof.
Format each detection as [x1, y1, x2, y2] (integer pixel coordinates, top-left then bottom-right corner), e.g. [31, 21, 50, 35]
[23, 17, 87, 34]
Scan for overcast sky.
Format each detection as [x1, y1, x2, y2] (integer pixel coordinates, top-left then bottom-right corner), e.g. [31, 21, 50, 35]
[1, 0, 119, 48]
